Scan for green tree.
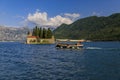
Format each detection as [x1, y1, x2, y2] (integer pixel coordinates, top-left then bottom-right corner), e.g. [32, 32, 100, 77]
[36, 26, 39, 37]
[32, 26, 39, 37]
[47, 28, 52, 38]
[39, 27, 42, 38]
[32, 28, 35, 36]
[27, 31, 30, 35]
[32, 27, 53, 39]
[42, 28, 47, 38]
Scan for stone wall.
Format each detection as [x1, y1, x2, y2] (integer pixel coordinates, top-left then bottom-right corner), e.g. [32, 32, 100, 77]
[26, 36, 55, 44]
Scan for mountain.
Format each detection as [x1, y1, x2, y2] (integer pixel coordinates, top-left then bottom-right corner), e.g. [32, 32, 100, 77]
[0, 26, 29, 41]
[54, 13, 120, 41]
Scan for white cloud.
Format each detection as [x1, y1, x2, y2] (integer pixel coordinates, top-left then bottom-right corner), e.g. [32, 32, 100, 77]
[26, 10, 80, 27]
[47, 15, 73, 26]
[64, 13, 80, 19]
[27, 11, 47, 26]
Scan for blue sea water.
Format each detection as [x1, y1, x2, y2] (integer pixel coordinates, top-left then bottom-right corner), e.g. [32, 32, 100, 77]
[0, 42, 120, 80]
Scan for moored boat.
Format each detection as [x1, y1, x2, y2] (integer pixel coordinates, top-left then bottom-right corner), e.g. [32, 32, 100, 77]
[56, 42, 83, 49]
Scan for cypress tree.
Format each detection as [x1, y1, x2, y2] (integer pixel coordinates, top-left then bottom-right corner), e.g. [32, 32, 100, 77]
[35, 26, 39, 37]
[39, 27, 42, 38]
[32, 28, 35, 36]
[27, 31, 30, 35]
[42, 28, 46, 38]
[47, 28, 52, 38]
[32, 26, 40, 37]
[32, 27, 53, 39]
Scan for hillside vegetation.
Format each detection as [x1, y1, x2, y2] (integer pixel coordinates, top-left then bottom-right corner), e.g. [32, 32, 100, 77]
[54, 13, 120, 41]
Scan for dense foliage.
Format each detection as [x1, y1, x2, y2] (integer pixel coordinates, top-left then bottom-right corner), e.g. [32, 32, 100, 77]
[54, 13, 120, 41]
[32, 26, 53, 38]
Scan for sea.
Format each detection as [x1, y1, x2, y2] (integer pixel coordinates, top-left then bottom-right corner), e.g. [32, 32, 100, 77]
[0, 42, 120, 80]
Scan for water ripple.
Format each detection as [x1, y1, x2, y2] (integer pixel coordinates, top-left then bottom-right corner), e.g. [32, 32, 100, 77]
[0, 42, 120, 80]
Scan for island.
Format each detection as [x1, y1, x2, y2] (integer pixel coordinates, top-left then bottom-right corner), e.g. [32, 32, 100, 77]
[26, 26, 55, 44]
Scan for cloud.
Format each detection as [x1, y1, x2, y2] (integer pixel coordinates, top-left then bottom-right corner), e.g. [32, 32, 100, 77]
[47, 15, 73, 26]
[64, 13, 80, 19]
[26, 10, 80, 27]
[27, 11, 48, 26]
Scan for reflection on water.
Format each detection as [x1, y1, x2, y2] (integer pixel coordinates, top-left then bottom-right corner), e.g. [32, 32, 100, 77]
[0, 42, 120, 80]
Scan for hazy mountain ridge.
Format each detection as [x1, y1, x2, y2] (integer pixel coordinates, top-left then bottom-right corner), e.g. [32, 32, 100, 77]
[0, 26, 29, 41]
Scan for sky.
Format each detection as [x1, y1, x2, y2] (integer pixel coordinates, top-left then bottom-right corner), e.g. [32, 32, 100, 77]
[0, 0, 120, 28]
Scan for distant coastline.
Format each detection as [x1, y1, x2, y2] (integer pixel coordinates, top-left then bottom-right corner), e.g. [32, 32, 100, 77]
[55, 39, 120, 42]
[0, 39, 120, 43]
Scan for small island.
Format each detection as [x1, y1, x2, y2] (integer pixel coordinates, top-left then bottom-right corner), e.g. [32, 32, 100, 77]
[26, 26, 55, 44]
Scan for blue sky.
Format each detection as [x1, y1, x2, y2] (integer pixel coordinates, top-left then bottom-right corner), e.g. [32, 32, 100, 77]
[0, 0, 120, 27]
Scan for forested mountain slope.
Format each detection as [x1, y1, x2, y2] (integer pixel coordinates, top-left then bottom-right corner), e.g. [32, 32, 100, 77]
[54, 13, 120, 41]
